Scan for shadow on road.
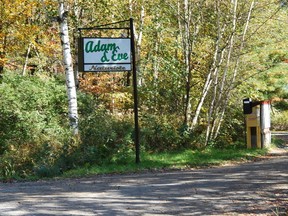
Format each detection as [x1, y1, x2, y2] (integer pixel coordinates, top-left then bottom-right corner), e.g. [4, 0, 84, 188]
[0, 154, 288, 215]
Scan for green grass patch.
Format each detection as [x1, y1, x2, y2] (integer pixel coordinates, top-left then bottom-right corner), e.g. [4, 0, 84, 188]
[61, 147, 268, 179]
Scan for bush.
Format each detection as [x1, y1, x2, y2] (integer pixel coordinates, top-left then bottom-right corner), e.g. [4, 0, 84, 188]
[141, 114, 187, 152]
[0, 73, 70, 179]
[70, 109, 135, 166]
[207, 106, 246, 149]
[266, 50, 288, 66]
[0, 72, 137, 179]
[273, 100, 288, 111]
[271, 110, 288, 131]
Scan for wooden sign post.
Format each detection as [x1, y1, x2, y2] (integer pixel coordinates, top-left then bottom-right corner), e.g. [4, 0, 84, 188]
[78, 18, 140, 163]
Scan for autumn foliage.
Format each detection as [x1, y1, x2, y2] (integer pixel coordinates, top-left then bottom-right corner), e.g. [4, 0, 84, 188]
[0, 0, 288, 179]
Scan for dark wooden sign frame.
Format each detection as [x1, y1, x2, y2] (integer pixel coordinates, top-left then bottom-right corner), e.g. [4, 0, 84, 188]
[78, 18, 140, 164]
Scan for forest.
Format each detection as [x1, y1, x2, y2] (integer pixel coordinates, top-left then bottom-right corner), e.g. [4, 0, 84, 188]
[0, 0, 288, 179]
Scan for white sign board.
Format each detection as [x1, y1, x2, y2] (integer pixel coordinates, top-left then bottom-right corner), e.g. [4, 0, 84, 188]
[80, 38, 131, 72]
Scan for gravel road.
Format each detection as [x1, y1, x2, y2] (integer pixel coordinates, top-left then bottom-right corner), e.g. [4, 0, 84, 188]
[0, 135, 287, 216]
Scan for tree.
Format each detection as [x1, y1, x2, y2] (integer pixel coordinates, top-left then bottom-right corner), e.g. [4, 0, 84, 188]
[0, 0, 37, 73]
[1, 0, 286, 148]
[58, 0, 78, 134]
[204, 0, 288, 143]
[204, 0, 255, 144]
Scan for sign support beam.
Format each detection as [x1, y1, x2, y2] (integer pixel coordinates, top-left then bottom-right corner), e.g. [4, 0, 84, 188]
[78, 19, 140, 164]
[130, 18, 140, 164]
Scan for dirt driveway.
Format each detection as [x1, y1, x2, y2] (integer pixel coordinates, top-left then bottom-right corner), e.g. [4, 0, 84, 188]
[0, 136, 287, 216]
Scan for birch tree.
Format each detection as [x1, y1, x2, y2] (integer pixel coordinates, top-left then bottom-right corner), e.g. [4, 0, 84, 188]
[129, 0, 145, 86]
[58, 0, 79, 134]
[175, 0, 203, 127]
[203, 0, 283, 143]
[211, 0, 255, 140]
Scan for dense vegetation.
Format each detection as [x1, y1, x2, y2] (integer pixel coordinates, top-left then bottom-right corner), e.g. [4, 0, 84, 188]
[0, 0, 288, 180]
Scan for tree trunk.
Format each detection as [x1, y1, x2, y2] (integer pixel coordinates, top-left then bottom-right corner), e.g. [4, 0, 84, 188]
[129, 0, 145, 86]
[191, 38, 221, 131]
[205, 0, 238, 143]
[183, 0, 192, 126]
[58, 0, 79, 134]
[72, 0, 82, 88]
[22, 43, 32, 76]
[213, 0, 254, 139]
[180, 0, 201, 128]
[153, 19, 160, 85]
[0, 35, 7, 75]
[211, 0, 238, 140]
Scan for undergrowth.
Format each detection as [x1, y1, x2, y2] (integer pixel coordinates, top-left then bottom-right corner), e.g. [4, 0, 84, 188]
[0, 72, 273, 182]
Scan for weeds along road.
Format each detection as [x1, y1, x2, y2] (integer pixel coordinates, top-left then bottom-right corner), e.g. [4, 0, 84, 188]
[0, 141, 287, 215]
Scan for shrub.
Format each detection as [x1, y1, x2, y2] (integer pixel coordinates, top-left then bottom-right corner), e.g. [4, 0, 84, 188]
[141, 114, 183, 152]
[273, 100, 288, 111]
[208, 106, 246, 149]
[0, 72, 70, 179]
[0, 72, 137, 179]
[271, 110, 288, 131]
[68, 109, 135, 166]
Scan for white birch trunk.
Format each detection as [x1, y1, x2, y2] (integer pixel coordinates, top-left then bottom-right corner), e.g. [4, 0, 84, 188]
[137, 4, 144, 86]
[229, 0, 254, 86]
[22, 43, 32, 76]
[191, 32, 223, 130]
[210, 0, 238, 140]
[129, 0, 145, 86]
[183, 0, 192, 126]
[58, 1, 79, 134]
[205, 0, 228, 144]
[213, 0, 254, 139]
[180, 0, 201, 127]
[153, 19, 160, 85]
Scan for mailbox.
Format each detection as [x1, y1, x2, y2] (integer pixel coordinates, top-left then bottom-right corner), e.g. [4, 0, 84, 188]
[243, 98, 252, 114]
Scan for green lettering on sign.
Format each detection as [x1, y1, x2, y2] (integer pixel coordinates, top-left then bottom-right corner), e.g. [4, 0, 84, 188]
[85, 40, 118, 53]
[84, 39, 130, 64]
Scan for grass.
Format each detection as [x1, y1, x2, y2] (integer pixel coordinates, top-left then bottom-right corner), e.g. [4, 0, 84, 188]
[0, 146, 269, 182]
[61, 147, 268, 179]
